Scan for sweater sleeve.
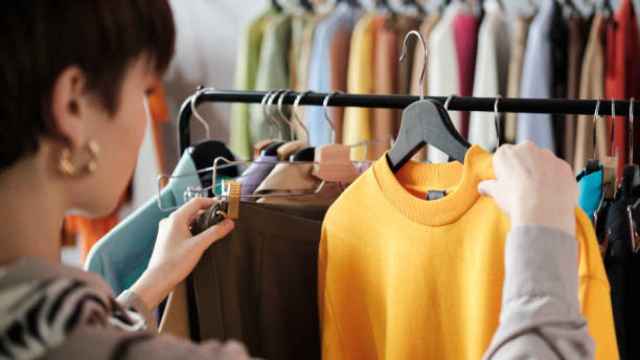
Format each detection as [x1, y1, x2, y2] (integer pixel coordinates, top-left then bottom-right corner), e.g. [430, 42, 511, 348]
[46, 326, 251, 360]
[483, 225, 595, 360]
[116, 289, 159, 332]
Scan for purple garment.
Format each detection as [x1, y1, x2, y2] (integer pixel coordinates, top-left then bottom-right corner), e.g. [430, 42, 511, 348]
[238, 155, 278, 196]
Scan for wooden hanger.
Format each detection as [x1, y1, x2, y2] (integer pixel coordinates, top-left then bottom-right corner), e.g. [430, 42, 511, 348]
[310, 92, 359, 183]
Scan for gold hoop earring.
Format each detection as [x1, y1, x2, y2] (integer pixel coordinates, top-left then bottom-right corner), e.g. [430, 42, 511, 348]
[58, 140, 100, 176]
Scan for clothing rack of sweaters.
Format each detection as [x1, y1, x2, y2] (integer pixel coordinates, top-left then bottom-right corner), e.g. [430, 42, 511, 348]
[178, 89, 640, 154]
[170, 88, 640, 359]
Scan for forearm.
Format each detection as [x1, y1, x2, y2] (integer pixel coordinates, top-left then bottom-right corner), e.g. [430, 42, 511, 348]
[483, 226, 594, 360]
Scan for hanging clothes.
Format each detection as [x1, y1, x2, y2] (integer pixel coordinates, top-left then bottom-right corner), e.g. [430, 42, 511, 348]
[343, 14, 385, 160]
[503, 16, 532, 144]
[517, 0, 557, 152]
[319, 145, 618, 360]
[564, 17, 591, 165]
[394, 15, 421, 97]
[409, 13, 441, 161]
[410, 13, 441, 97]
[577, 167, 604, 221]
[550, 4, 569, 157]
[603, 165, 640, 359]
[86, 153, 202, 294]
[237, 154, 278, 197]
[307, 4, 361, 147]
[605, 0, 640, 178]
[190, 202, 328, 360]
[468, 0, 510, 151]
[230, 9, 275, 160]
[427, 2, 464, 162]
[250, 13, 293, 144]
[574, 14, 610, 173]
[370, 17, 399, 159]
[253, 163, 343, 206]
[328, 8, 359, 144]
[452, 5, 479, 139]
[290, 14, 317, 92]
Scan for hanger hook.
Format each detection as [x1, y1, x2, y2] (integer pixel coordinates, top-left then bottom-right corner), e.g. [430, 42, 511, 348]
[277, 90, 295, 134]
[292, 91, 312, 142]
[592, 99, 602, 161]
[267, 89, 286, 139]
[399, 30, 428, 100]
[610, 98, 616, 154]
[444, 95, 455, 111]
[261, 90, 277, 138]
[190, 86, 212, 140]
[323, 91, 343, 143]
[494, 95, 503, 148]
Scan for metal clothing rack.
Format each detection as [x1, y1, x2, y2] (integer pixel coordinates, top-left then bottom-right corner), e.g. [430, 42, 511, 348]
[178, 89, 640, 154]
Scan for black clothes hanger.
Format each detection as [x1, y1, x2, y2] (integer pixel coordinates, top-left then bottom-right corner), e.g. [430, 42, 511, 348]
[377, 0, 396, 13]
[387, 99, 470, 172]
[299, 0, 314, 12]
[338, 0, 362, 7]
[188, 141, 239, 189]
[185, 88, 240, 189]
[291, 146, 316, 161]
[387, 31, 470, 172]
[261, 141, 286, 156]
[272, 0, 283, 11]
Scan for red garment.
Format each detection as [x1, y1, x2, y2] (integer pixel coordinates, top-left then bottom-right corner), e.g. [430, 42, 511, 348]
[453, 11, 479, 139]
[605, 0, 640, 179]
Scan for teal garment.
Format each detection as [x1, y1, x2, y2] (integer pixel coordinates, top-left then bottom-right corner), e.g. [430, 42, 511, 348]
[250, 14, 293, 144]
[577, 168, 603, 221]
[85, 153, 201, 294]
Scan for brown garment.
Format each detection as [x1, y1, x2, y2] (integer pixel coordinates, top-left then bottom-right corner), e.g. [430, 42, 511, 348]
[504, 16, 532, 144]
[371, 17, 399, 159]
[329, 14, 354, 144]
[253, 162, 343, 206]
[0, 258, 248, 360]
[564, 17, 589, 166]
[574, 15, 611, 173]
[191, 202, 328, 360]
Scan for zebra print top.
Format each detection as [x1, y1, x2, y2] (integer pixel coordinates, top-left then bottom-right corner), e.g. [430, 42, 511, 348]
[0, 269, 147, 360]
[0, 259, 250, 360]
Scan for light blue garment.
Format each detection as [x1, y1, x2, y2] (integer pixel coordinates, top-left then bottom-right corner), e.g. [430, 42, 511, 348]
[577, 168, 603, 221]
[85, 153, 201, 294]
[516, 0, 555, 152]
[306, 4, 361, 146]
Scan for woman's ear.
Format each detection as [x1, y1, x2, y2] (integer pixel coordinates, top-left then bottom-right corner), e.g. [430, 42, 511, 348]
[50, 66, 90, 150]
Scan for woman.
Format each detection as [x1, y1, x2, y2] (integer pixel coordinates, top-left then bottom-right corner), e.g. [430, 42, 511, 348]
[0, 1, 593, 359]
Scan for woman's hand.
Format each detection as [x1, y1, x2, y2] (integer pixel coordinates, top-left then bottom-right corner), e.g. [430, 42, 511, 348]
[478, 142, 578, 237]
[130, 197, 235, 310]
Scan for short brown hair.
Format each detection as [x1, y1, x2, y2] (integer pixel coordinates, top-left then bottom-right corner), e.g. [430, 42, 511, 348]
[0, 0, 176, 171]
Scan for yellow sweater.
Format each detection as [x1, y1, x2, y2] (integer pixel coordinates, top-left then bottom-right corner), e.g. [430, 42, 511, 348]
[319, 145, 618, 359]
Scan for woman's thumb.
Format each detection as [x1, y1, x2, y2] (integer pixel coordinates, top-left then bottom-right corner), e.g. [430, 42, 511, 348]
[193, 219, 235, 251]
[478, 180, 498, 199]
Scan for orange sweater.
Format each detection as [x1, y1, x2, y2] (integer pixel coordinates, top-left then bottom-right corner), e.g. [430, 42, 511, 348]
[319, 145, 618, 359]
